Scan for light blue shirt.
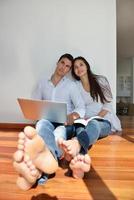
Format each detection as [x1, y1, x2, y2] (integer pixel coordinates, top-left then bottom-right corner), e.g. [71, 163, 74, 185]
[32, 76, 85, 118]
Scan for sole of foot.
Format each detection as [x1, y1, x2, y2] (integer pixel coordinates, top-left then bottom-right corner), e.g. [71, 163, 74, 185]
[69, 154, 91, 179]
[16, 176, 34, 191]
[16, 126, 58, 174]
[13, 153, 41, 184]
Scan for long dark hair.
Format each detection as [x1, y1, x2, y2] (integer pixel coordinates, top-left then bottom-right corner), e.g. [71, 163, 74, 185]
[72, 56, 112, 103]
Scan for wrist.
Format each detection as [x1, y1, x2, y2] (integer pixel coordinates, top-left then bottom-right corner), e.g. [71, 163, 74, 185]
[72, 112, 80, 120]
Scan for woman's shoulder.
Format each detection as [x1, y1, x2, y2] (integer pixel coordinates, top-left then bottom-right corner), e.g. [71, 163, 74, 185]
[73, 80, 81, 87]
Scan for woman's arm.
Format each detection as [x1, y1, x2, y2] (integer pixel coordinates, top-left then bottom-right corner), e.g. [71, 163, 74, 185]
[97, 109, 109, 117]
[97, 76, 113, 117]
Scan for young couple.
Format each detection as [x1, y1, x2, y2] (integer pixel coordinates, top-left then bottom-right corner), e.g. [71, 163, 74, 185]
[13, 53, 121, 190]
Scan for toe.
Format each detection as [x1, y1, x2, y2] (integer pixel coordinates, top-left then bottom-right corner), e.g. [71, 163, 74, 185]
[18, 132, 25, 139]
[17, 144, 24, 151]
[18, 138, 25, 145]
[13, 150, 23, 162]
[24, 126, 36, 139]
[84, 154, 91, 164]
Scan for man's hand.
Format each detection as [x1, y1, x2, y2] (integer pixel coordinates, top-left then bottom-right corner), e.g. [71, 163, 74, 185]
[65, 112, 80, 126]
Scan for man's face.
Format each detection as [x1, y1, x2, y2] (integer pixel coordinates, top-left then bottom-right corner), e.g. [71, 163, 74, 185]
[55, 57, 72, 77]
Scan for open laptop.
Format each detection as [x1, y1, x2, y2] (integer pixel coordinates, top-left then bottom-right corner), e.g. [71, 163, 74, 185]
[17, 98, 67, 123]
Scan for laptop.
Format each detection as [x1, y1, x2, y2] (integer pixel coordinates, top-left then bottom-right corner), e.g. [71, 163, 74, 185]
[17, 98, 67, 123]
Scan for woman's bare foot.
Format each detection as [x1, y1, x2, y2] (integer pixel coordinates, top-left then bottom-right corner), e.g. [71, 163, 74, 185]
[58, 138, 72, 161]
[16, 126, 58, 174]
[69, 154, 91, 179]
[58, 138, 81, 161]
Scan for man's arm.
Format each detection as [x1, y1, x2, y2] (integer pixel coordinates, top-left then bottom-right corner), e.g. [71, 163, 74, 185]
[65, 82, 85, 125]
[31, 80, 44, 100]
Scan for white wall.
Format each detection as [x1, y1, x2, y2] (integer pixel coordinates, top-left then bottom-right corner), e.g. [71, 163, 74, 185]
[0, 0, 116, 123]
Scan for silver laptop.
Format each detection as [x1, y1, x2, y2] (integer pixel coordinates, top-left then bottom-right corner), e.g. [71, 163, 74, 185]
[17, 98, 67, 123]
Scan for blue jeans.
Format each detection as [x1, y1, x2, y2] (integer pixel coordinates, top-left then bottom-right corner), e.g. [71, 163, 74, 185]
[36, 119, 111, 158]
[75, 119, 111, 154]
[36, 119, 63, 160]
[36, 119, 76, 160]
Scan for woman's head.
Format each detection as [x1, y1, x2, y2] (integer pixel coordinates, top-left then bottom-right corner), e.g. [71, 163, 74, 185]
[72, 56, 111, 104]
[72, 56, 92, 80]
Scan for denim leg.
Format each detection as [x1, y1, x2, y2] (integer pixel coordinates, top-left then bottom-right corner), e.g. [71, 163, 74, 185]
[54, 126, 67, 142]
[53, 125, 66, 156]
[36, 119, 62, 160]
[77, 119, 111, 154]
[66, 125, 76, 139]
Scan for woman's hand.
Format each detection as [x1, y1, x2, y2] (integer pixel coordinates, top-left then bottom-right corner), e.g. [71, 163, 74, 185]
[65, 112, 80, 125]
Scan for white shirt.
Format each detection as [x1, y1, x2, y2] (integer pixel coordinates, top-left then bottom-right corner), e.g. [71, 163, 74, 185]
[75, 76, 122, 132]
[32, 76, 85, 118]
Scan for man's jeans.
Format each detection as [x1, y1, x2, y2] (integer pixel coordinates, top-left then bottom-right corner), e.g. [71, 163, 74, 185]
[36, 119, 63, 160]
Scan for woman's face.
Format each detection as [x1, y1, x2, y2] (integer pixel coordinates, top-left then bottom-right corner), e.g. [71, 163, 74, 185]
[73, 59, 87, 78]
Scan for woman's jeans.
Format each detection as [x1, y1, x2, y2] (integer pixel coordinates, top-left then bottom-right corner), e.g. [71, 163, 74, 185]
[75, 119, 111, 154]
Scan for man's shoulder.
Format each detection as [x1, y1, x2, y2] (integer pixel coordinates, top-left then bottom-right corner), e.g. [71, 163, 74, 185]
[38, 77, 50, 85]
[64, 77, 78, 86]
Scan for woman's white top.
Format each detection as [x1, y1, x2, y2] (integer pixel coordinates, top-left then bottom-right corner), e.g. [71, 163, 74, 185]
[75, 76, 122, 132]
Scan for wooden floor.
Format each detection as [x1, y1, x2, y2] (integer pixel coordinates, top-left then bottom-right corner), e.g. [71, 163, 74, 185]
[0, 116, 134, 200]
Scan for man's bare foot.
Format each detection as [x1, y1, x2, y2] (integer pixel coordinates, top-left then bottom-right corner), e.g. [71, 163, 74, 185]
[58, 138, 81, 161]
[16, 126, 58, 174]
[16, 176, 34, 191]
[13, 153, 41, 184]
[69, 154, 91, 179]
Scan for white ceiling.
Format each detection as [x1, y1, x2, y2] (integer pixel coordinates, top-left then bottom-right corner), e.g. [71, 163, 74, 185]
[117, 0, 134, 58]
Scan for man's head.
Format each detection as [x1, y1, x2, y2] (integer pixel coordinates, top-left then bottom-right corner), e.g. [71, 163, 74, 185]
[54, 53, 73, 78]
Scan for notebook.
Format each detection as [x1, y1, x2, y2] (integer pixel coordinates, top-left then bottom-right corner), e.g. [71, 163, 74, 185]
[17, 98, 67, 123]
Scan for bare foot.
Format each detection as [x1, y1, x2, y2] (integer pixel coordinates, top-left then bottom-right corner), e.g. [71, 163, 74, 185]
[17, 126, 58, 174]
[69, 154, 91, 179]
[58, 138, 81, 161]
[13, 153, 41, 184]
[13, 138, 41, 190]
[16, 176, 34, 191]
